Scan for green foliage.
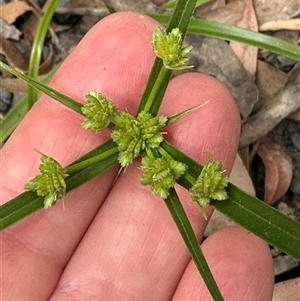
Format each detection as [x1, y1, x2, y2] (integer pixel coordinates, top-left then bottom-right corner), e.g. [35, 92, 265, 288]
[27, 0, 61, 109]
[153, 15, 300, 62]
[2, 0, 300, 299]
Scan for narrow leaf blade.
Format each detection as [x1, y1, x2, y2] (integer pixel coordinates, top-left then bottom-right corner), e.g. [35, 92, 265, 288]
[161, 141, 300, 261]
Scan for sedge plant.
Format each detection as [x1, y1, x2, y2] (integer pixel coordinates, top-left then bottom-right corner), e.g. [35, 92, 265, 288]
[1, 0, 300, 300]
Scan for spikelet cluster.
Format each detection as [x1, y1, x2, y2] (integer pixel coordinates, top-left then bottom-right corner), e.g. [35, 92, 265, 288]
[190, 157, 228, 217]
[81, 90, 118, 132]
[111, 111, 167, 167]
[25, 152, 68, 208]
[152, 27, 193, 70]
[141, 157, 187, 198]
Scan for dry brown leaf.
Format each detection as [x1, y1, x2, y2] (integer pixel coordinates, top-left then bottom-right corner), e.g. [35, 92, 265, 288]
[260, 19, 300, 31]
[0, 35, 28, 70]
[229, 153, 256, 195]
[104, 0, 162, 14]
[39, 44, 54, 75]
[0, 0, 32, 24]
[0, 77, 27, 94]
[238, 147, 250, 170]
[20, 11, 40, 45]
[194, 0, 226, 16]
[253, 0, 300, 25]
[230, 0, 258, 75]
[272, 278, 300, 301]
[195, 0, 247, 25]
[186, 35, 258, 118]
[256, 137, 293, 205]
[240, 63, 300, 147]
[254, 60, 287, 112]
[288, 108, 300, 121]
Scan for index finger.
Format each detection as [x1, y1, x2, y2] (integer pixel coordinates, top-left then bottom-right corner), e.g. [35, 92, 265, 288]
[1, 12, 162, 298]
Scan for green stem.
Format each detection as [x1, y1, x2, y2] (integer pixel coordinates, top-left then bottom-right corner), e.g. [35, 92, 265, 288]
[0, 64, 59, 143]
[0, 62, 83, 115]
[182, 171, 196, 186]
[153, 15, 300, 62]
[143, 67, 169, 113]
[159, 146, 196, 185]
[165, 188, 224, 301]
[145, 148, 155, 159]
[66, 146, 119, 173]
[158, 146, 173, 160]
[27, 0, 61, 110]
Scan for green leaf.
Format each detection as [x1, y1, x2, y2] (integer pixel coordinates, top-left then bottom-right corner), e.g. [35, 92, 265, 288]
[167, 101, 209, 125]
[163, 0, 211, 9]
[0, 140, 119, 230]
[152, 16, 300, 62]
[138, 0, 198, 115]
[27, 0, 62, 109]
[213, 185, 300, 262]
[0, 62, 83, 115]
[161, 140, 300, 261]
[0, 65, 59, 144]
[165, 188, 224, 301]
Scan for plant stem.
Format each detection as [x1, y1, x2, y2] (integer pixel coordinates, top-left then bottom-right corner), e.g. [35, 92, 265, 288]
[165, 188, 224, 301]
[0, 62, 83, 115]
[143, 66, 169, 113]
[66, 146, 119, 173]
[159, 146, 196, 185]
[27, 0, 61, 110]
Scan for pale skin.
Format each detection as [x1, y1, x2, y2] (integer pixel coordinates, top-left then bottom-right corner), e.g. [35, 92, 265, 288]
[0, 12, 274, 300]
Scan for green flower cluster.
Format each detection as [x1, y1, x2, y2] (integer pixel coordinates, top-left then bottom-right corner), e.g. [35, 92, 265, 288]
[190, 157, 228, 216]
[141, 156, 187, 198]
[152, 27, 193, 70]
[25, 152, 68, 208]
[81, 90, 118, 132]
[111, 111, 167, 167]
[23, 27, 227, 214]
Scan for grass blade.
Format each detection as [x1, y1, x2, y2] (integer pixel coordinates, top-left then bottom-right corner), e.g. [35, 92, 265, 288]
[0, 140, 119, 230]
[0, 65, 59, 144]
[161, 140, 300, 261]
[153, 15, 300, 61]
[166, 188, 224, 301]
[0, 62, 83, 115]
[27, 0, 61, 108]
[163, 0, 211, 9]
[138, 0, 198, 115]
[213, 185, 300, 261]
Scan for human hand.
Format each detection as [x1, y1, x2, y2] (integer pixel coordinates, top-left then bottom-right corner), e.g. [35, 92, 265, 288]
[1, 12, 274, 300]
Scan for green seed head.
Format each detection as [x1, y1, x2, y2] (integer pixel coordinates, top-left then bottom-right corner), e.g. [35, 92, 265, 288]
[141, 156, 187, 198]
[152, 27, 193, 70]
[111, 111, 167, 167]
[190, 157, 228, 217]
[81, 90, 118, 132]
[25, 152, 68, 208]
